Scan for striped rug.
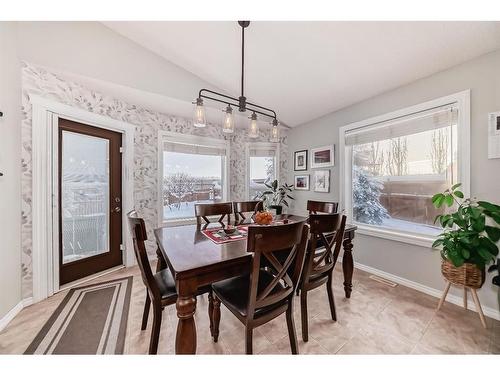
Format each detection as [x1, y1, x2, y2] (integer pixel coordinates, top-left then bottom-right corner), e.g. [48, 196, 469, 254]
[25, 276, 133, 354]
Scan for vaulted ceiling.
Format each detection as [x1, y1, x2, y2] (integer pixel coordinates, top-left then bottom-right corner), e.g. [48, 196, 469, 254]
[103, 21, 500, 127]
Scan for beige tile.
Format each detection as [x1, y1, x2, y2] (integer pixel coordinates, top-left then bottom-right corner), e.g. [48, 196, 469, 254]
[2, 263, 498, 355]
[337, 325, 415, 354]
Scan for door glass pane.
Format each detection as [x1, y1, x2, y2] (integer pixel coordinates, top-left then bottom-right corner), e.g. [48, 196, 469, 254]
[61, 131, 110, 264]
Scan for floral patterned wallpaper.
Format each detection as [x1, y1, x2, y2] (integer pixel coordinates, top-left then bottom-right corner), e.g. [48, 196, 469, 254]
[20, 62, 288, 298]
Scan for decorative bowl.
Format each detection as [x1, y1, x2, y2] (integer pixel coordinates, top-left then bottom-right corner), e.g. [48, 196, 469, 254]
[223, 227, 237, 235]
[254, 211, 273, 225]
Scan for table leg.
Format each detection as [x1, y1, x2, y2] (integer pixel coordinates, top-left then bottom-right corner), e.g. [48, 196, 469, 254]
[342, 236, 354, 298]
[175, 294, 197, 354]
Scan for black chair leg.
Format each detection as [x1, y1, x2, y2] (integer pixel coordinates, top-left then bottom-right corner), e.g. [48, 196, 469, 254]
[286, 301, 299, 354]
[149, 305, 162, 355]
[212, 294, 221, 342]
[300, 290, 309, 342]
[245, 327, 253, 354]
[327, 274, 337, 321]
[141, 292, 151, 331]
[208, 291, 214, 337]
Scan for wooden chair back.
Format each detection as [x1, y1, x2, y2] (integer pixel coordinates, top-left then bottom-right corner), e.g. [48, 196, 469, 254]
[127, 210, 161, 301]
[304, 213, 346, 283]
[194, 202, 232, 227]
[233, 200, 264, 224]
[307, 200, 339, 215]
[246, 221, 309, 319]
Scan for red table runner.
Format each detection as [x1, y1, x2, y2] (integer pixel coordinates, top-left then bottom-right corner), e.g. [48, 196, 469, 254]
[201, 220, 294, 245]
[202, 225, 249, 244]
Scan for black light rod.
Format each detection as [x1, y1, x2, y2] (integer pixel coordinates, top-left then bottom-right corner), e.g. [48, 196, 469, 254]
[199, 88, 278, 119]
[200, 93, 276, 120]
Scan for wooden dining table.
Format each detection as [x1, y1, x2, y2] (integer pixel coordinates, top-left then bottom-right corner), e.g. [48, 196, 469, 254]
[154, 214, 357, 354]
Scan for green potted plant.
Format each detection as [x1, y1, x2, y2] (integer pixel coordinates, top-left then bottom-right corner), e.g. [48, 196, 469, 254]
[255, 179, 294, 215]
[432, 183, 500, 288]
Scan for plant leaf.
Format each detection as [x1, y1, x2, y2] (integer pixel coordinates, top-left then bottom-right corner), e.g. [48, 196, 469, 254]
[485, 226, 500, 242]
[454, 190, 464, 199]
[451, 183, 462, 190]
[478, 201, 500, 212]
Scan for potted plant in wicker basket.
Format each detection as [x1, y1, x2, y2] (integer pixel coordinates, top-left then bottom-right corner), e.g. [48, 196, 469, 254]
[432, 183, 500, 327]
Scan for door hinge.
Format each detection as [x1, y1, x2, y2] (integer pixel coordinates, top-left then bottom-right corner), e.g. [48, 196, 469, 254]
[119, 147, 124, 153]
[120, 244, 125, 251]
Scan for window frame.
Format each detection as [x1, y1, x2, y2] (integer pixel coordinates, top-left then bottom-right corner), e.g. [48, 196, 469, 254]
[158, 130, 230, 226]
[339, 90, 470, 248]
[245, 142, 280, 200]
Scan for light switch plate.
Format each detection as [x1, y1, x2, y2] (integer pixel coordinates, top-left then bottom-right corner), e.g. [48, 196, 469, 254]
[488, 111, 500, 159]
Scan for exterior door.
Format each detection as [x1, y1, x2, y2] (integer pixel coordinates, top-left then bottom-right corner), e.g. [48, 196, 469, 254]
[58, 118, 123, 285]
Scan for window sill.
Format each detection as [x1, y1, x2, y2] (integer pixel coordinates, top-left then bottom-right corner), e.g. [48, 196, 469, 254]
[161, 217, 198, 227]
[355, 224, 436, 248]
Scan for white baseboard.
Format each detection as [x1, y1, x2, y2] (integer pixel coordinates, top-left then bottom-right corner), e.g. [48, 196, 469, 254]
[0, 297, 33, 332]
[354, 262, 500, 321]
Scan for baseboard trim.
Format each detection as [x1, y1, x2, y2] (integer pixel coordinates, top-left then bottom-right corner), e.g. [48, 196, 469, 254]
[0, 297, 33, 332]
[354, 261, 500, 321]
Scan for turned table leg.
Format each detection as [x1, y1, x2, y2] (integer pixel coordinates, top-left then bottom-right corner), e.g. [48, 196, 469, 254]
[175, 284, 197, 354]
[342, 235, 354, 298]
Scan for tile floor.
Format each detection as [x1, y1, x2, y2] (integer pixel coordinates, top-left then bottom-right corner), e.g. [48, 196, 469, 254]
[1, 265, 499, 354]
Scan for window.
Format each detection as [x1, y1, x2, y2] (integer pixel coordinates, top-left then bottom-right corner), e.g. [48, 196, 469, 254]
[159, 131, 229, 223]
[340, 91, 470, 245]
[246, 142, 279, 200]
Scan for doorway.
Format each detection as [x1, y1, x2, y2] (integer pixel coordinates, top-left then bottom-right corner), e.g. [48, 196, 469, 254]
[58, 118, 123, 285]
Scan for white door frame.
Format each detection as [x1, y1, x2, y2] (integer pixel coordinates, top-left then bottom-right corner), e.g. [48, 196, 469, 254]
[31, 95, 135, 303]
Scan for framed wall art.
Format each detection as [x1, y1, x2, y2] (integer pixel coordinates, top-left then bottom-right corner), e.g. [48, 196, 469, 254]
[311, 145, 334, 168]
[294, 150, 308, 171]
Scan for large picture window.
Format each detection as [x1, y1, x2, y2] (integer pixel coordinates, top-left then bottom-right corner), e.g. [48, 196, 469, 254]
[159, 132, 229, 223]
[340, 92, 470, 244]
[246, 142, 279, 200]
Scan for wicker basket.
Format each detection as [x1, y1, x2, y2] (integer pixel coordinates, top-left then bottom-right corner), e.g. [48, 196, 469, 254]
[441, 259, 485, 289]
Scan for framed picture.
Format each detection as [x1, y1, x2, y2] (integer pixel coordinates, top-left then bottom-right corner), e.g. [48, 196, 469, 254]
[311, 145, 334, 168]
[294, 175, 309, 190]
[313, 170, 330, 193]
[294, 150, 308, 171]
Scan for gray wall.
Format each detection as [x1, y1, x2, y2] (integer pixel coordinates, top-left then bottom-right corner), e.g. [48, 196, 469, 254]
[0, 22, 22, 317]
[288, 49, 500, 313]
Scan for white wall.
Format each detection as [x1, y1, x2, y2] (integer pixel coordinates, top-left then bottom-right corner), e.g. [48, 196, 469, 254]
[0, 22, 22, 318]
[17, 22, 220, 104]
[288, 49, 500, 314]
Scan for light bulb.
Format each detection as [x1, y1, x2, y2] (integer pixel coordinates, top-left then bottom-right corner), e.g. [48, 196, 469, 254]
[270, 119, 279, 143]
[222, 106, 235, 133]
[248, 112, 259, 138]
[193, 98, 206, 128]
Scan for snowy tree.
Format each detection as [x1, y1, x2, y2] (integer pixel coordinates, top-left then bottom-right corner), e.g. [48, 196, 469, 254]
[386, 137, 408, 176]
[367, 142, 385, 176]
[353, 165, 389, 225]
[431, 129, 448, 174]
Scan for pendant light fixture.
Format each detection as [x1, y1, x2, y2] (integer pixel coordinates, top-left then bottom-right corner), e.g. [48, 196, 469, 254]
[270, 118, 279, 143]
[222, 105, 235, 133]
[193, 97, 206, 128]
[192, 21, 285, 139]
[248, 112, 259, 138]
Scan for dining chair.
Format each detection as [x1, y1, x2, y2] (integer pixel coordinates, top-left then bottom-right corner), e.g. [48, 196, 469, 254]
[298, 213, 346, 342]
[232, 200, 264, 224]
[195, 202, 233, 227]
[127, 210, 214, 354]
[306, 200, 339, 215]
[210, 221, 310, 354]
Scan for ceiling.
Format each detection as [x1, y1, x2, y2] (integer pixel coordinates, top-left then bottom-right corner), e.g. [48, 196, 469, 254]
[103, 21, 500, 127]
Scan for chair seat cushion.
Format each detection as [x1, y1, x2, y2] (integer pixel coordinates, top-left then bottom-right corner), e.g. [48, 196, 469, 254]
[212, 271, 288, 318]
[153, 269, 178, 300]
